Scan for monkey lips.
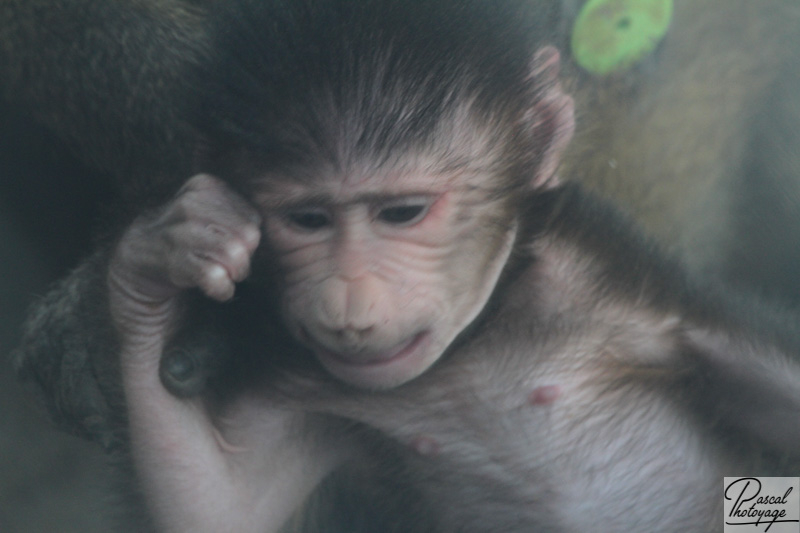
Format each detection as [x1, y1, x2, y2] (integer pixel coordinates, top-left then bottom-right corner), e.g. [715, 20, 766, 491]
[299, 329, 433, 388]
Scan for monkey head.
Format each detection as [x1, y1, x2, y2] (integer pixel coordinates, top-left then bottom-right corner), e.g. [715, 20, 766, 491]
[197, 0, 574, 388]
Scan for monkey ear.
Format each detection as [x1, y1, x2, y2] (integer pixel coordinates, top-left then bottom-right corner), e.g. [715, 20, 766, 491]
[683, 327, 800, 454]
[526, 46, 575, 189]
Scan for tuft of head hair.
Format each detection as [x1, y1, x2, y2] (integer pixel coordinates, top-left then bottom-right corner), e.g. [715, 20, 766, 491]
[196, 0, 560, 185]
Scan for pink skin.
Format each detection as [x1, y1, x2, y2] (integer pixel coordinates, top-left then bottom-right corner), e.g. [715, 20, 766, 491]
[108, 174, 261, 322]
[261, 171, 516, 389]
[528, 385, 562, 406]
[526, 46, 575, 190]
[255, 51, 574, 389]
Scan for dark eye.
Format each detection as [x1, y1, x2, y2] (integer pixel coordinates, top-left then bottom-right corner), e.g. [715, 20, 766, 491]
[377, 200, 431, 226]
[286, 209, 331, 230]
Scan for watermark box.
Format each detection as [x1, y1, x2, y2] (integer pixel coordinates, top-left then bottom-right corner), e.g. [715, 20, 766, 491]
[724, 477, 800, 532]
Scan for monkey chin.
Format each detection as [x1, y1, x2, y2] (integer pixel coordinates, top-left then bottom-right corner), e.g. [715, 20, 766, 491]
[308, 331, 436, 389]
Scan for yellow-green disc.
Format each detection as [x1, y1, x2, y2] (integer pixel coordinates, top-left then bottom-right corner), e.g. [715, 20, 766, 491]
[571, 0, 673, 75]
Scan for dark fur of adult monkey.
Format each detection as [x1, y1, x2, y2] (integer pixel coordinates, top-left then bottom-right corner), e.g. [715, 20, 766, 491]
[4, 0, 796, 529]
[0, 0, 209, 204]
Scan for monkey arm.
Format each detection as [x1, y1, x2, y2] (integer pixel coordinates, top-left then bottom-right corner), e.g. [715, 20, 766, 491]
[122, 334, 341, 533]
[15, 253, 337, 532]
[13, 249, 122, 448]
[0, 0, 209, 180]
[102, 174, 341, 530]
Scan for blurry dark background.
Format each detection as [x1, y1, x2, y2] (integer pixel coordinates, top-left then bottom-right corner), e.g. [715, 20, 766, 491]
[0, 101, 120, 532]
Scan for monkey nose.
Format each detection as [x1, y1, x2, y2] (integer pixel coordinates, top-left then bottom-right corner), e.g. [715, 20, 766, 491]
[319, 275, 384, 332]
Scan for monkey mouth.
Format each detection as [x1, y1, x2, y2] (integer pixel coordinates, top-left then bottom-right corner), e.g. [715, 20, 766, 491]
[305, 330, 430, 368]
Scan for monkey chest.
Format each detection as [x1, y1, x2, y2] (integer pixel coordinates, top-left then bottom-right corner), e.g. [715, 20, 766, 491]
[363, 368, 727, 532]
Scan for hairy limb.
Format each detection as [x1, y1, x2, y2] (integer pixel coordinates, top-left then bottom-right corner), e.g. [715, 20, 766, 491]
[13, 250, 121, 449]
[104, 174, 341, 531]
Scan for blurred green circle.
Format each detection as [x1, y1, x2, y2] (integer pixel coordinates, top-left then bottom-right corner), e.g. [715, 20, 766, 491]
[571, 0, 673, 75]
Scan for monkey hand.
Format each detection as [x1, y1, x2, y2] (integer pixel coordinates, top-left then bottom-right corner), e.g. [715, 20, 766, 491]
[108, 173, 260, 362]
